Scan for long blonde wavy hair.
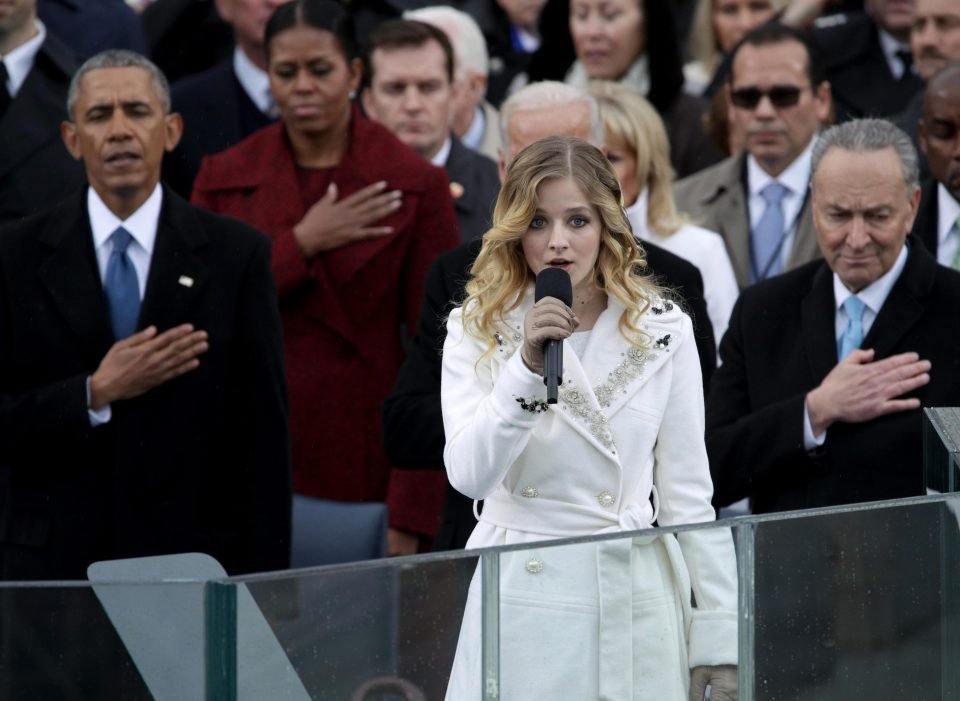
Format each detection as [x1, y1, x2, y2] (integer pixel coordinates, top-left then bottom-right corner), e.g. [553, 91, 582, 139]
[460, 136, 661, 360]
[589, 81, 685, 238]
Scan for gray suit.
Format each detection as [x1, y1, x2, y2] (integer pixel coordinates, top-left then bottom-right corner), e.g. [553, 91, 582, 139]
[673, 152, 820, 289]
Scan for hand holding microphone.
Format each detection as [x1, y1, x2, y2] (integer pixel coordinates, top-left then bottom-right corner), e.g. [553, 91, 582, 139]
[522, 269, 576, 403]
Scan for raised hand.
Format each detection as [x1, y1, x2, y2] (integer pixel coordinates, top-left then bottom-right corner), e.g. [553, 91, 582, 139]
[293, 180, 403, 256]
[89, 324, 209, 408]
[521, 297, 579, 375]
[806, 349, 931, 435]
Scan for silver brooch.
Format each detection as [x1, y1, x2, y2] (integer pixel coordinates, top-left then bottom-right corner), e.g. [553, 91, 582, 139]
[654, 334, 672, 350]
[520, 486, 539, 498]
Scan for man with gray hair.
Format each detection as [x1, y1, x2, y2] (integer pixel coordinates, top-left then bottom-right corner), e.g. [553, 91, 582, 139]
[706, 119, 953, 699]
[707, 117, 960, 514]
[404, 5, 502, 161]
[0, 49, 291, 581]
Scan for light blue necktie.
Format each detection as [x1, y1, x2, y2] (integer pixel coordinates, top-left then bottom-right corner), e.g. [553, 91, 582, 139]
[104, 227, 140, 340]
[837, 295, 866, 361]
[750, 182, 788, 284]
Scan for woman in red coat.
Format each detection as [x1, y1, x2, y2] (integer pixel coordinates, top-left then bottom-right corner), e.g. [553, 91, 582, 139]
[191, 0, 459, 530]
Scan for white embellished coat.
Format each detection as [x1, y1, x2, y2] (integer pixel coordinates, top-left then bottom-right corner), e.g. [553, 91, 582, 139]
[441, 289, 738, 701]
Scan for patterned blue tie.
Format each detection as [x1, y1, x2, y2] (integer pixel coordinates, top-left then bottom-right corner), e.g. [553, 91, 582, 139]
[751, 182, 788, 283]
[837, 295, 866, 361]
[104, 227, 140, 340]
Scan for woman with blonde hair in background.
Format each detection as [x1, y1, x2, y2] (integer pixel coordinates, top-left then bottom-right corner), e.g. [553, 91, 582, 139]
[442, 135, 737, 699]
[590, 81, 738, 349]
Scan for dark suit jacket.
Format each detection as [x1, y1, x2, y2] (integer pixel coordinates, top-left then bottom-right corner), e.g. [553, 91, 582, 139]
[382, 237, 716, 550]
[814, 11, 923, 122]
[0, 33, 84, 226]
[142, 0, 233, 83]
[912, 179, 940, 257]
[706, 238, 960, 513]
[39, 0, 147, 61]
[166, 59, 276, 198]
[445, 137, 500, 243]
[0, 188, 291, 580]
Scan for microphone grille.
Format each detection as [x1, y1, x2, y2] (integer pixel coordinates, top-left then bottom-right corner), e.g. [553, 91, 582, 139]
[535, 268, 572, 306]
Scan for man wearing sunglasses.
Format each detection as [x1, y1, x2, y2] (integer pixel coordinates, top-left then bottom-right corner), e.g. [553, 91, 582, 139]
[675, 23, 831, 291]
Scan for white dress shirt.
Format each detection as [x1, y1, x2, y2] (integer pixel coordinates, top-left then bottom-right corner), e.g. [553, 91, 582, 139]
[430, 136, 452, 167]
[232, 46, 273, 115]
[747, 138, 815, 274]
[2, 19, 45, 97]
[802, 243, 910, 448]
[936, 183, 960, 267]
[86, 184, 163, 424]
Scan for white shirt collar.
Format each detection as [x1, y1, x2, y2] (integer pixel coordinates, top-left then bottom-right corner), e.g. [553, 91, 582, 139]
[232, 46, 273, 115]
[747, 137, 815, 199]
[877, 27, 912, 80]
[2, 19, 45, 97]
[937, 183, 960, 248]
[461, 105, 486, 151]
[431, 136, 453, 167]
[88, 184, 162, 257]
[832, 241, 909, 316]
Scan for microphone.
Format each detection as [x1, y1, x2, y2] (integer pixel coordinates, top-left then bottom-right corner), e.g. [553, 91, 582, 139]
[534, 268, 572, 404]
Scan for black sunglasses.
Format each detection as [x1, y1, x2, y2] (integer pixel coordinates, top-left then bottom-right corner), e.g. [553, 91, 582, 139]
[730, 85, 809, 109]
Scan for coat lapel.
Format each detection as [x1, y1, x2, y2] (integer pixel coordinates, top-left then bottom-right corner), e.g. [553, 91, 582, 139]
[862, 241, 932, 358]
[702, 157, 751, 288]
[786, 195, 821, 271]
[139, 191, 209, 331]
[801, 262, 842, 380]
[37, 194, 114, 362]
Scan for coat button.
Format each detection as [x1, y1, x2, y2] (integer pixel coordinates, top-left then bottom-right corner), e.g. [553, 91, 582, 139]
[525, 557, 544, 574]
[521, 486, 539, 498]
[597, 491, 616, 507]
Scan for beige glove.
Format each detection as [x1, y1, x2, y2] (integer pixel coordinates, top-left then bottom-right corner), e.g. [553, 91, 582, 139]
[520, 297, 579, 375]
[690, 665, 738, 701]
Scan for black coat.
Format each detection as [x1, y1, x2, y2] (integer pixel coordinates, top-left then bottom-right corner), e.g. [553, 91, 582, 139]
[382, 237, 715, 550]
[0, 188, 291, 580]
[444, 137, 500, 242]
[0, 33, 84, 226]
[706, 238, 960, 512]
[911, 178, 940, 257]
[165, 60, 276, 198]
[814, 12, 924, 122]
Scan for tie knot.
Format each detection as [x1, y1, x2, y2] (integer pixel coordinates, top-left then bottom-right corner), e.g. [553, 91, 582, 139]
[112, 227, 133, 254]
[843, 295, 865, 321]
[761, 182, 788, 205]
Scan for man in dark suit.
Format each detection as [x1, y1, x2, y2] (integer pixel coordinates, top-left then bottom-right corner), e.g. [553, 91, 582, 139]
[706, 119, 951, 700]
[707, 116, 960, 512]
[0, 49, 291, 582]
[913, 60, 960, 265]
[0, 0, 84, 225]
[383, 81, 715, 551]
[894, 0, 960, 177]
[813, 1, 923, 121]
[363, 19, 500, 243]
[162, 0, 283, 197]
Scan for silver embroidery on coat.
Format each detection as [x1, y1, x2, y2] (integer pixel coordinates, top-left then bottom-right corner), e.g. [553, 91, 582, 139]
[594, 346, 653, 408]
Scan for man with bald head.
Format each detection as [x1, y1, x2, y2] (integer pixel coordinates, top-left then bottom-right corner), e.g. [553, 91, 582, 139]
[382, 81, 715, 551]
[912, 61, 960, 264]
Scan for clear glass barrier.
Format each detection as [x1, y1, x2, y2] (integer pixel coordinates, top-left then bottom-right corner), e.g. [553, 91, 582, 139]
[0, 579, 207, 700]
[2, 412, 959, 700]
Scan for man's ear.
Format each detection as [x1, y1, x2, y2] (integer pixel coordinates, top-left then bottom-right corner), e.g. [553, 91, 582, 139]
[60, 121, 82, 161]
[164, 112, 184, 152]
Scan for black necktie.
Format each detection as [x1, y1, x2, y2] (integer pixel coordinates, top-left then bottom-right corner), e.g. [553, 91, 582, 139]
[896, 49, 914, 82]
[0, 62, 11, 121]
